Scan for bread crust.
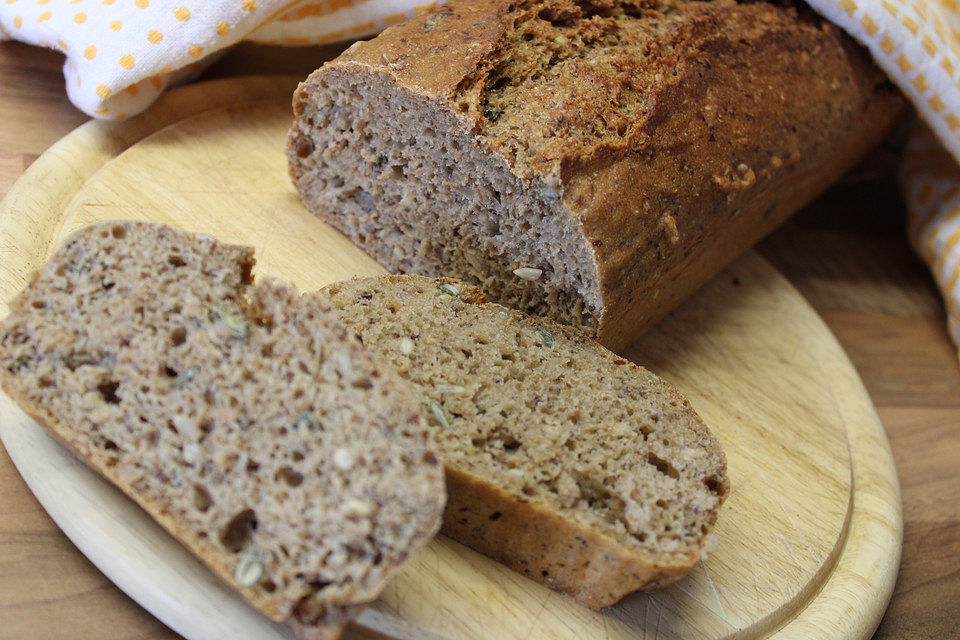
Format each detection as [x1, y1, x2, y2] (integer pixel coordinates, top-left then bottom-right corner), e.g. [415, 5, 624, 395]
[5, 399, 311, 621]
[2, 380, 392, 639]
[322, 274, 730, 608]
[437, 303, 727, 607]
[0, 222, 445, 640]
[291, 0, 905, 350]
[443, 467, 706, 608]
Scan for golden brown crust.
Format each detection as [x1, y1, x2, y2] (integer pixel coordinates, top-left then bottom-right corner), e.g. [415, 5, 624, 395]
[442, 467, 700, 608]
[2, 396, 289, 622]
[308, 0, 905, 350]
[559, 5, 906, 348]
[332, 1, 509, 101]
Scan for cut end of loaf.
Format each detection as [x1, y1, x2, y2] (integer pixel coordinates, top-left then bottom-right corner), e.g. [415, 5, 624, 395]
[288, 64, 603, 332]
[0, 221, 445, 632]
[289, 0, 903, 353]
[323, 275, 729, 603]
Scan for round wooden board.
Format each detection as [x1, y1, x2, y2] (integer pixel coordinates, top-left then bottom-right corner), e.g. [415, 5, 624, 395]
[0, 76, 900, 640]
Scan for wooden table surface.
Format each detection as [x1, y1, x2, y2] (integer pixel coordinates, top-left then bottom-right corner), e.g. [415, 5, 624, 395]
[0, 40, 957, 640]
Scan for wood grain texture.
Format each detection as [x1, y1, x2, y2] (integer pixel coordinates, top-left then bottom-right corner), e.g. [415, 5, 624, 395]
[0, 40, 955, 640]
[825, 314, 960, 640]
[0, 75, 899, 640]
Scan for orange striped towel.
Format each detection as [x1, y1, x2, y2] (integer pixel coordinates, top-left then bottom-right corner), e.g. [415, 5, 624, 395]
[901, 124, 960, 347]
[804, 0, 960, 354]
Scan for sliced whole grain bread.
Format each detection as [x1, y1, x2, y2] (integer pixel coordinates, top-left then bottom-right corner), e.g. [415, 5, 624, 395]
[0, 222, 445, 640]
[322, 275, 729, 607]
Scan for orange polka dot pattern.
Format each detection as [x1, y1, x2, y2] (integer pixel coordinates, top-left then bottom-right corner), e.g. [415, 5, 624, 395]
[802, 0, 960, 356]
[0, 0, 442, 119]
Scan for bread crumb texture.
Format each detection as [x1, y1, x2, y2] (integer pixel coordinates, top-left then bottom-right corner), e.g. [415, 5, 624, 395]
[324, 275, 729, 603]
[289, 0, 899, 349]
[0, 222, 445, 635]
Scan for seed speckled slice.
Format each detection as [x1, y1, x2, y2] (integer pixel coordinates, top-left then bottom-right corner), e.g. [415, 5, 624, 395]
[0, 222, 445, 640]
[322, 274, 729, 608]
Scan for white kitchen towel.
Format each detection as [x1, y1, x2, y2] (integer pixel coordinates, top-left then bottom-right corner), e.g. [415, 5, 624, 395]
[3, 0, 960, 354]
[0, 0, 437, 120]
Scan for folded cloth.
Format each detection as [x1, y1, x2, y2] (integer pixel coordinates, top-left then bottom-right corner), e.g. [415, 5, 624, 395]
[804, 0, 960, 357]
[901, 122, 960, 349]
[0, 0, 437, 119]
[2, 0, 960, 355]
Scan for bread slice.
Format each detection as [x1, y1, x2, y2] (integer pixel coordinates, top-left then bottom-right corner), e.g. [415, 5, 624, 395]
[0, 222, 445, 640]
[322, 275, 729, 607]
[288, 0, 903, 351]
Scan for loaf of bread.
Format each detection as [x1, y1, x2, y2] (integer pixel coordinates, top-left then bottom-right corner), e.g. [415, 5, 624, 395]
[288, 0, 904, 351]
[322, 275, 728, 608]
[0, 222, 445, 640]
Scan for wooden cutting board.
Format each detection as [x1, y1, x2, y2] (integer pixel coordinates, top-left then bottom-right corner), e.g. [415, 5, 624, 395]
[0, 76, 901, 640]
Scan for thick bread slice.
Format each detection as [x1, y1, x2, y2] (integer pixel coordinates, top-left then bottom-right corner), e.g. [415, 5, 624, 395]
[322, 275, 729, 607]
[288, 0, 904, 351]
[0, 222, 445, 640]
